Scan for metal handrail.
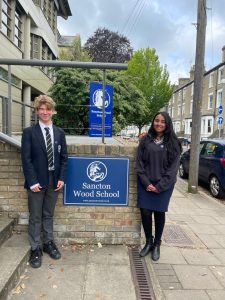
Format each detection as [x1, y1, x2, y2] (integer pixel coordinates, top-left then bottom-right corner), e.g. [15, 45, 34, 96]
[0, 131, 21, 149]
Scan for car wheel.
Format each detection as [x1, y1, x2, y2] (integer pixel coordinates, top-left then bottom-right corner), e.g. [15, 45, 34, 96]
[179, 163, 188, 179]
[209, 175, 225, 199]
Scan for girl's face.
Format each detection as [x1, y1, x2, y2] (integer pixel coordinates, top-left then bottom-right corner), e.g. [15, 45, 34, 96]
[153, 114, 166, 136]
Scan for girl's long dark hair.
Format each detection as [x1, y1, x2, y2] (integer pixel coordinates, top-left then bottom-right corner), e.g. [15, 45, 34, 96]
[148, 111, 182, 166]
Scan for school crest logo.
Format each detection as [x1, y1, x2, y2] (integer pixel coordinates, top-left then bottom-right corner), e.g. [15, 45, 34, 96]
[87, 161, 107, 182]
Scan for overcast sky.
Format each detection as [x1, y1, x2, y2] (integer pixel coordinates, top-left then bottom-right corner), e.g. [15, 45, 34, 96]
[58, 0, 225, 84]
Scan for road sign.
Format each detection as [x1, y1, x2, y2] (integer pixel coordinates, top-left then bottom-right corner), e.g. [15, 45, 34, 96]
[218, 105, 223, 114]
[89, 82, 113, 137]
[218, 116, 223, 125]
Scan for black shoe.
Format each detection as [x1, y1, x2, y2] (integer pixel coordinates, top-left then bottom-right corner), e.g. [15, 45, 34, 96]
[151, 240, 161, 261]
[139, 237, 154, 257]
[43, 241, 61, 260]
[29, 247, 42, 268]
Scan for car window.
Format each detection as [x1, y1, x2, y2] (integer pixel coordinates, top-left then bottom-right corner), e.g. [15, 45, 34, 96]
[199, 143, 205, 154]
[201, 142, 218, 156]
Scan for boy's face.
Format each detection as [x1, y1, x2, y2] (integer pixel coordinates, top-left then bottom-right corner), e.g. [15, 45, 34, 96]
[37, 104, 54, 125]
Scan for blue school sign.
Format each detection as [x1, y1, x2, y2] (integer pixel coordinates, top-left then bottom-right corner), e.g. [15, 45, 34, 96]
[64, 156, 129, 206]
[89, 82, 113, 137]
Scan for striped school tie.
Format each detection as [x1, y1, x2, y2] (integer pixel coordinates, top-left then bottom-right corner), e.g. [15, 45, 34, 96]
[44, 127, 54, 169]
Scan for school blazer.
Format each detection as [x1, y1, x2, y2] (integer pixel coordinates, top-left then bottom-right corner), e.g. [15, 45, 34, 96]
[21, 123, 68, 189]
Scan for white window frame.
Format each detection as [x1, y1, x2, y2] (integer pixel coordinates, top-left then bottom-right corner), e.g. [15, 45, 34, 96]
[216, 89, 223, 108]
[191, 83, 194, 96]
[208, 93, 213, 109]
[190, 99, 193, 114]
[177, 104, 181, 116]
[218, 67, 224, 84]
[209, 72, 214, 88]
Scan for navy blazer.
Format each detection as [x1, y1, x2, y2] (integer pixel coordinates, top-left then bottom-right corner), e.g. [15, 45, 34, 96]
[21, 123, 68, 190]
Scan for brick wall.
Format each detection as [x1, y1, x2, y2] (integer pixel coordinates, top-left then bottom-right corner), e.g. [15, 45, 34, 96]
[0, 141, 141, 245]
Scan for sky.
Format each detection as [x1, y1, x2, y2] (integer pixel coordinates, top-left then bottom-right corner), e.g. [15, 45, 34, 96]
[58, 0, 225, 84]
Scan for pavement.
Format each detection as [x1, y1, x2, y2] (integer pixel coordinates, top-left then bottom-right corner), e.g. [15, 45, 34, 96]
[8, 178, 225, 300]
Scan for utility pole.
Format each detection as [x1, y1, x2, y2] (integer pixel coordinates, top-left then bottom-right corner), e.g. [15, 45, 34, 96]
[188, 0, 207, 193]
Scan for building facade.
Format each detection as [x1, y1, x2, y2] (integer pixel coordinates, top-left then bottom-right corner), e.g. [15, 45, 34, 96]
[167, 46, 225, 140]
[0, 0, 71, 133]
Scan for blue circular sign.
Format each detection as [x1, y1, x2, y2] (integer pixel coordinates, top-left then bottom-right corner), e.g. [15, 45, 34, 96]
[218, 116, 223, 125]
[218, 105, 223, 114]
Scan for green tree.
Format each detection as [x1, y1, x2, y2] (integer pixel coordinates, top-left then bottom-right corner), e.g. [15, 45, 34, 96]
[50, 68, 101, 134]
[49, 68, 146, 135]
[84, 27, 133, 63]
[59, 35, 91, 61]
[127, 48, 174, 133]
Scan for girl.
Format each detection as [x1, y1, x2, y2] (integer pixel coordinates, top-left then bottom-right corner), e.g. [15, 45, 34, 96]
[136, 111, 182, 261]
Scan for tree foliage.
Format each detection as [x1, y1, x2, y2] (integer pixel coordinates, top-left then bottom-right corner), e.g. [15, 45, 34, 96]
[84, 27, 133, 63]
[127, 48, 174, 132]
[59, 35, 91, 61]
[49, 68, 101, 134]
[49, 68, 146, 135]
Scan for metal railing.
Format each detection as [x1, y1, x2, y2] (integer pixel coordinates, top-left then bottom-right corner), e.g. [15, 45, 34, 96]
[0, 58, 127, 143]
[1, 96, 37, 134]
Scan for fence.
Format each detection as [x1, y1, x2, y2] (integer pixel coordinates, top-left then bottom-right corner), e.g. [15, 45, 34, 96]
[0, 96, 37, 134]
[0, 59, 127, 143]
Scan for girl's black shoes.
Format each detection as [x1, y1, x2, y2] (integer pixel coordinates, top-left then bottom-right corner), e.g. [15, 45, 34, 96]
[151, 240, 161, 261]
[139, 237, 154, 257]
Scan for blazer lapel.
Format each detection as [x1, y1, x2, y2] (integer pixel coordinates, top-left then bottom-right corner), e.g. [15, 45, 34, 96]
[53, 125, 59, 157]
[35, 124, 47, 153]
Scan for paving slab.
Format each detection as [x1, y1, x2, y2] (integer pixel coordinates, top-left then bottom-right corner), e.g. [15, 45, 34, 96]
[180, 248, 222, 265]
[190, 215, 220, 225]
[152, 246, 187, 265]
[173, 265, 223, 290]
[188, 223, 220, 235]
[209, 266, 225, 288]
[85, 264, 136, 300]
[163, 290, 210, 300]
[197, 234, 222, 248]
[9, 245, 137, 300]
[206, 290, 225, 300]
[212, 235, 225, 248]
[211, 249, 225, 264]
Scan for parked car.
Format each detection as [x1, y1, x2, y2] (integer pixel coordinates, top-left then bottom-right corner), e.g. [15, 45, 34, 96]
[179, 139, 225, 198]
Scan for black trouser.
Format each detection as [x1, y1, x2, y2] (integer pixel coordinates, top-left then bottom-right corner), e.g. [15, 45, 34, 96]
[140, 208, 165, 242]
[27, 172, 58, 250]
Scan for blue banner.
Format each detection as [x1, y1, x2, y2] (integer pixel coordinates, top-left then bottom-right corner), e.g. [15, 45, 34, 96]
[89, 82, 113, 137]
[64, 156, 129, 206]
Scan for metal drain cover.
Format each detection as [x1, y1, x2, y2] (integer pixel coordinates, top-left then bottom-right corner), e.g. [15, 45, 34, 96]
[163, 224, 194, 245]
[128, 247, 156, 300]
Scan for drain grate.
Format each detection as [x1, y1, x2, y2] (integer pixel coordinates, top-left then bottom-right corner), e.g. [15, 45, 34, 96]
[128, 247, 155, 300]
[163, 224, 194, 245]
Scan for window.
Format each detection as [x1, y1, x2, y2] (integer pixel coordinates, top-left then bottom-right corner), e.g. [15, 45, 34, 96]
[32, 0, 41, 6]
[171, 107, 174, 118]
[207, 119, 212, 133]
[209, 72, 214, 88]
[190, 99, 193, 113]
[172, 94, 175, 104]
[216, 89, 223, 108]
[208, 93, 213, 109]
[14, 7, 22, 48]
[191, 83, 194, 96]
[183, 88, 186, 99]
[42, 0, 55, 29]
[1, 0, 12, 38]
[202, 143, 218, 156]
[177, 104, 181, 116]
[178, 91, 182, 102]
[182, 103, 185, 115]
[0, 67, 21, 87]
[218, 67, 224, 84]
[30, 34, 40, 59]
